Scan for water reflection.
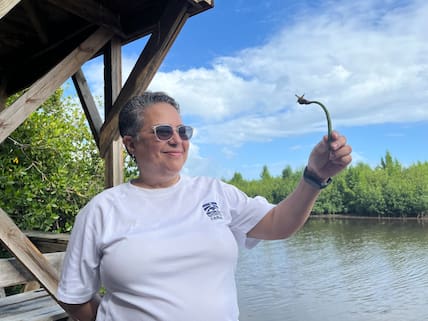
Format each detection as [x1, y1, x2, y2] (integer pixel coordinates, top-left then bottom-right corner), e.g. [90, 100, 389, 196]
[237, 218, 428, 321]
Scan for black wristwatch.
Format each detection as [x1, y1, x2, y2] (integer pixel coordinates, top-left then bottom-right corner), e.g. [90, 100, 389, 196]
[303, 166, 332, 189]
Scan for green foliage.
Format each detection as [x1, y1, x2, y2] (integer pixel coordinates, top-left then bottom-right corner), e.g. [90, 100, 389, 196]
[0, 89, 104, 232]
[225, 155, 428, 217]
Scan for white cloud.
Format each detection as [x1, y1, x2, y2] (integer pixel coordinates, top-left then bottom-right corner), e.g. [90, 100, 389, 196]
[144, 0, 428, 146]
[182, 142, 228, 178]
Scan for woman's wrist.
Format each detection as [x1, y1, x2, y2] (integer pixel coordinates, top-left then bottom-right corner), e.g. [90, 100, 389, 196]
[303, 166, 332, 189]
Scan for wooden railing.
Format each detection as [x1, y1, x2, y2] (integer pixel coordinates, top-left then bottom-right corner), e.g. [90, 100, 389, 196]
[0, 232, 70, 321]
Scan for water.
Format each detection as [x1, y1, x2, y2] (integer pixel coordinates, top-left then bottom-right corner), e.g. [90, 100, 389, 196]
[236, 218, 428, 321]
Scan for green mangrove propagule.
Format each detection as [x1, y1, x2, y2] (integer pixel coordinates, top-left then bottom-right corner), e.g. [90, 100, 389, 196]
[295, 94, 332, 144]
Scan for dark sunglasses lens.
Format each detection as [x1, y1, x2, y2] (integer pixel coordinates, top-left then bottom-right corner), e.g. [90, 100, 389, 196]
[178, 126, 193, 140]
[155, 126, 174, 140]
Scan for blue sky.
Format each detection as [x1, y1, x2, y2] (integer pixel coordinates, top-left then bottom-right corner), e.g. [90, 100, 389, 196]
[76, 0, 428, 180]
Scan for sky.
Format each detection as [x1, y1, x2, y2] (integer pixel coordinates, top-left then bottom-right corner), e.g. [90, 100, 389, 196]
[74, 0, 428, 180]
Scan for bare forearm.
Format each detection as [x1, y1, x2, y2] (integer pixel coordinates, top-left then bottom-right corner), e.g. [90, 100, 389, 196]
[270, 178, 321, 238]
[59, 295, 101, 321]
[248, 178, 321, 240]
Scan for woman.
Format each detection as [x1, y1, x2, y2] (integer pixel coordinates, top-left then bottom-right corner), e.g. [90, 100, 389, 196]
[57, 91, 352, 321]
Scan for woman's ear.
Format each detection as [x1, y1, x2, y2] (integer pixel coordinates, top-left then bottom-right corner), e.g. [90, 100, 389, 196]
[122, 135, 135, 156]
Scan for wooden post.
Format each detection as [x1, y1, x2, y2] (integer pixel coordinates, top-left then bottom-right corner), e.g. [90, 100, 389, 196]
[104, 37, 123, 188]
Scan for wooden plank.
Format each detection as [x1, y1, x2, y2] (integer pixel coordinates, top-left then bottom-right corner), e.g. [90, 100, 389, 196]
[104, 37, 123, 188]
[0, 0, 20, 20]
[0, 27, 114, 145]
[188, 0, 214, 5]
[25, 231, 69, 243]
[99, 0, 190, 157]
[0, 288, 47, 306]
[25, 231, 69, 253]
[186, 0, 214, 16]
[72, 69, 102, 146]
[0, 208, 59, 298]
[0, 288, 67, 321]
[0, 252, 65, 288]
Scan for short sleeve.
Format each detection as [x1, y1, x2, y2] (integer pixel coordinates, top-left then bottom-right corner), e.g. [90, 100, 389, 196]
[57, 201, 102, 303]
[222, 183, 275, 249]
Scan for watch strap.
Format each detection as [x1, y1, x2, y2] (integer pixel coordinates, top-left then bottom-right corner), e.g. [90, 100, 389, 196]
[303, 166, 332, 189]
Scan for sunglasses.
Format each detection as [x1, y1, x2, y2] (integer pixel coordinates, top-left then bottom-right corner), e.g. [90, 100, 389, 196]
[152, 124, 194, 141]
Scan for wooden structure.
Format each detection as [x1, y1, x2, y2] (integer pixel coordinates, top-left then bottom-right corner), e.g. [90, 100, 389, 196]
[0, 252, 67, 320]
[0, 0, 213, 319]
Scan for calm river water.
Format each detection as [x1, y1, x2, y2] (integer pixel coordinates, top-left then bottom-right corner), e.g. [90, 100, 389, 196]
[236, 218, 428, 321]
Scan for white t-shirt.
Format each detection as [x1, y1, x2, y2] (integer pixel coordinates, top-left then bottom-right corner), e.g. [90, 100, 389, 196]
[57, 175, 274, 321]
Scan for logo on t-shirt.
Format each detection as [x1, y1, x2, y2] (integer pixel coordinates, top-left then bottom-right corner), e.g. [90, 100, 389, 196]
[202, 202, 223, 220]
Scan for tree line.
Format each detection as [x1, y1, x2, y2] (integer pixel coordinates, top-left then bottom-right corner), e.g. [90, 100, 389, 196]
[1, 90, 427, 233]
[226, 155, 428, 218]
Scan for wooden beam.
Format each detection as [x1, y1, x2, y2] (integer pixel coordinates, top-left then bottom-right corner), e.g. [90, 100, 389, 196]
[0, 27, 114, 145]
[189, 0, 214, 5]
[0, 207, 59, 298]
[99, 0, 190, 157]
[72, 69, 103, 146]
[46, 0, 125, 38]
[186, 0, 214, 16]
[25, 231, 69, 253]
[104, 37, 124, 188]
[0, 0, 20, 20]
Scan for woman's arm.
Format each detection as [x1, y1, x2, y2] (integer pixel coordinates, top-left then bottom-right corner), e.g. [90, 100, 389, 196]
[248, 131, 352, 240]
[59, 295, 101, 321]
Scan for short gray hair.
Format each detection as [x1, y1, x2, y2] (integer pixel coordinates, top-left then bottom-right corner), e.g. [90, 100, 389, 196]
[119, 91, 180, 137]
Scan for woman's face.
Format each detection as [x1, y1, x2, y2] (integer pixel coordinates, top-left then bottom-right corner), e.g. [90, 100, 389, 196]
[124, 102, 190, 187]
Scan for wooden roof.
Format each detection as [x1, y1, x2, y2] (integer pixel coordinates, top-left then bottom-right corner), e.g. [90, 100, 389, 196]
[0, 0, 212, 97]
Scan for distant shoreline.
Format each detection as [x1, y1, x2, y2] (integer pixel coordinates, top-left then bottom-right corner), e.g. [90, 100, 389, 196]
[309, 214, 428, 221]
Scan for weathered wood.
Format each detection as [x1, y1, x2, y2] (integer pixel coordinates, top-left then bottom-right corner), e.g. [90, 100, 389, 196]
[0, 0, 20, 20]
[72, 69, 102, 146]
[104, 37, 122, 116]
[186, 0, 214, 16]
[0, 27, 114, 145]
[0, 208, 60, 298]
[104, 37, 124, 188]
[23, 281, 41, 292]
[192, 0, 214, 3]
[25, 231, 69, 253]
[0, 248, 67, 320]
[99, 0, 191, 157]
[0, 252, 65, 288]
[0, 288, 67, 321]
